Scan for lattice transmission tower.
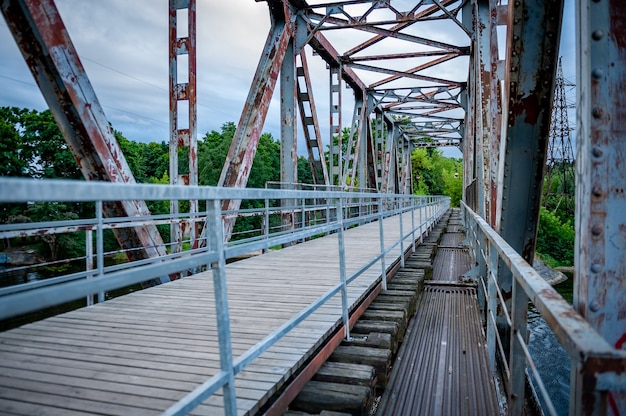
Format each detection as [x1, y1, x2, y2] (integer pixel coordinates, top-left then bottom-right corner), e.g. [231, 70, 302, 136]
[543, 57, 575, 215]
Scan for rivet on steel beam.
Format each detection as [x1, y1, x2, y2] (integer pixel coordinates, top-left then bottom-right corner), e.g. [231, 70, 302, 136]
[592, 107, 603, 118]
[592, 147, 603, 157]
[514, 1, 520, 6]
[591, 68, 604, 79]
[591, 224, 603, 237]
[513, 35, 519, 41]
[592, 186, 603, 197]
[591, 263, 602, 273]
[592, 30, 605, 41]
[589, 301, 601, 312]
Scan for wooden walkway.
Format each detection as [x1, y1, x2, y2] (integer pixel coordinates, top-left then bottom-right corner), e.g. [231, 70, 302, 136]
[0, 211, 429, 415]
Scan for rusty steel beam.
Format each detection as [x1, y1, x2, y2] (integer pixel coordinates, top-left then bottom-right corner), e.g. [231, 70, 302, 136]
[218, 2, 293, 237]
[341, 0, 461, 57]
[1, 0, 169, 285]
[368, 53, 464, 89]
[488, 0, 504, 231]
[497, 0, 564, 411]
[296, 50, 330, 186]
[574, 0, 626, 412]
[308, 31, 366, 95]
[169, 0, 198, 255]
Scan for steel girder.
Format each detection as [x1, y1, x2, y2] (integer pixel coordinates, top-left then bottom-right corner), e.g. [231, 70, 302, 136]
[169, 0, 198, 255]
[574, 0, 626, 413]
[496, 0, 564, 411]
[1, 0, 169, 286]
[217, 1, 294, 237]
[217, 0, 470, 211]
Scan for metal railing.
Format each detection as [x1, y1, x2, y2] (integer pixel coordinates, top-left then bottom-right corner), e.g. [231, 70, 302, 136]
[0, 177, 449, 415]
[461, 201, 626, 416]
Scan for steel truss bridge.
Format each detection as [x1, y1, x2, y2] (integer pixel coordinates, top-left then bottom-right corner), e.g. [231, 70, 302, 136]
[1, 0, 625, 415]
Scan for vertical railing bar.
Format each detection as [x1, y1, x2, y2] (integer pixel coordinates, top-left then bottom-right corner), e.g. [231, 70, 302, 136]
[96, 201, 105, 303]
[411, 197, 416, 253]
[86, 229, 93, 306]
[419, 197, 424, 243]
[301, 196, 306, 243]
[487, 241, 498, 372]
[336, 197, 350, 340]
[509, 276, 528, 413]
[208, 198, 237, 415]
[398, 196, 405, 268]
[263, 197, 269, 253]
[378, 197, 387, 291]
[515, 331, 559, 416]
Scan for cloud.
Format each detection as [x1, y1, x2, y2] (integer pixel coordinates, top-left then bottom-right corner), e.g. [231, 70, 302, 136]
[1, 0, 575, 162]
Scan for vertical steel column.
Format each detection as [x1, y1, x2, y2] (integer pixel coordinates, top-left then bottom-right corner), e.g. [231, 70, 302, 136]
[489, 1, 505, 229]
[344, 93, 365, 188]
[461, 0, 477, 209]
[476, 0, 494, 221]
[575, 0, 626, 413]
[329, 65, 343, 186]
[281, 37, 297, 234]
[169, 0, 197, 253]
[497, 2, 564, 397]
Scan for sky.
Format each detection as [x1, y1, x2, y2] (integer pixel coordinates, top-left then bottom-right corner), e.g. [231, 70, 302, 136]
[0, 0, 576, 159]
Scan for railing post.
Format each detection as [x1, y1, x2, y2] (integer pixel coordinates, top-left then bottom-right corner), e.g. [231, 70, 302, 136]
[207, 199, 237, 415]
[486, 240, 498, 372]
[419, 197, 424, 244]
[96, 201, 105, 304]
[411, 197, 416, 253]
[336, 197, 350, 340]
[378, 197, 387, 291]
[263, 197, 270, 254]
[301, 196, 306, 243]
[399, 196, 405, 268]
[509, 275, 528, 413]
[86, 229, 93, 306]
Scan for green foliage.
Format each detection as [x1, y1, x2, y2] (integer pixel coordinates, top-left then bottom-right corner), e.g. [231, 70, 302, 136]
[536, 207, 575, 267]
[411, 148, 462, 206]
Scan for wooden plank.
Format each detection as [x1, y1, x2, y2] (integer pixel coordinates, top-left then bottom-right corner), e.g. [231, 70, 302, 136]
[0, 211, 423, 415]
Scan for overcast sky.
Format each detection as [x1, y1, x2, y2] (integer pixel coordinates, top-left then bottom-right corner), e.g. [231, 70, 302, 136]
[1, 0, 575, 158]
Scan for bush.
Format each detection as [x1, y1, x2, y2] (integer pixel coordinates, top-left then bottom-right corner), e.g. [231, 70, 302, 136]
[536, 207, 574, 267]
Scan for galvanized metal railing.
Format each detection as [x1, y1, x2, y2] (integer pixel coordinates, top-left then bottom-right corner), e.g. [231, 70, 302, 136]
[461, 201, 626, 416]
[0, 177, 449, 415]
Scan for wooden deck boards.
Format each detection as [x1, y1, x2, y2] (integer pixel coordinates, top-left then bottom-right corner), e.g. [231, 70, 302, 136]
[0, 211, 424, 415]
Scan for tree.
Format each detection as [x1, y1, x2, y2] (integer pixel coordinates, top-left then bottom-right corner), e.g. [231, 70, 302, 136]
[411, 147, 462, 206]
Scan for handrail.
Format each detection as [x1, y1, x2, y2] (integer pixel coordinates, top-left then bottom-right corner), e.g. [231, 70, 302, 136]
[460, 201, 626, 415]
[0, 177, 450, 415]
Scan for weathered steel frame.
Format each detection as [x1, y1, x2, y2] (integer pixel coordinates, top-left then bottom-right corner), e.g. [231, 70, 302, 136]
[169, 0, 198, 254]
[295, 50, 330, 186]
[497, 0, 564, 410]
[218, 1, 294, 238]
[575, 0, 626, 413]
[1, 0, 169, 286]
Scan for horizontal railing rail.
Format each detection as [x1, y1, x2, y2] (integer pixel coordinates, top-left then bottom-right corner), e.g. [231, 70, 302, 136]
[461, 201, 626, 416]
[0, 177, 449, 415]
